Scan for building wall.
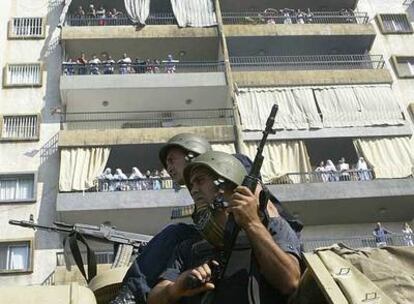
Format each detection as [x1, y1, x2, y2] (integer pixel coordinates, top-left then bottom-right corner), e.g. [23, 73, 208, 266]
[358, 0, 414, 128]
[0, 0, 62, 285]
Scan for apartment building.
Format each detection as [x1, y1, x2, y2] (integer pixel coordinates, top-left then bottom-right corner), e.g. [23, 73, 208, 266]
[0, 0, 413, 286]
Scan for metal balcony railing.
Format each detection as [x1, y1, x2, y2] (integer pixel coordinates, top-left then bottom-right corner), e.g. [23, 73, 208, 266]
[62, 109, 234, 130]
[230, 55, 385, 71]
[65, 13, 176, 26]
[302, 234, 411, 251]
[269, 170, 375, 185]
[222, 10, 369, 25]
[62, 61, 224, 75]
[95, 177, 176, 192]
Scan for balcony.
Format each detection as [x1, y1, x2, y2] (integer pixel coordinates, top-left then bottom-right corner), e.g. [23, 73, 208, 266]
[223, 10, 376, 56]
[60, 61, 229, 114]
[230, 55, 392, 86]
[61, 108, 234, 130]
[267, 176, 414, 225]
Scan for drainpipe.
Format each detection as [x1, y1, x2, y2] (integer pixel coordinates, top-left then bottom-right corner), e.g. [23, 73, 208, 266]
[214, 0, 244, 154]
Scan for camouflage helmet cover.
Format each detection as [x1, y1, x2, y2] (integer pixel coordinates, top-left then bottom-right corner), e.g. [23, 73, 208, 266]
[183, 151, 247, 189]
[159, 133, 212, 168]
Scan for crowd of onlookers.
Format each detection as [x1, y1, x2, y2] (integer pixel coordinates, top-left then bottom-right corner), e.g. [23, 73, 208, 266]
[314, 157, 372, 182]
[63, 53, 179, 75]
[373, 222, 414, 247]
[254, 8, 357, 25]
[72, 4, 125, 22]
[96, 167, 176, 191]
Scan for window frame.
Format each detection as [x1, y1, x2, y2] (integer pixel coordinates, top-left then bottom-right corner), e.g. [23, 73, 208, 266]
[391, 55, 414, 78]
[3, 63, 43, 88]
[376, 13, 414, 34]
[0, 114, 40, 142]
[0, 172, 37, 203]
[0, 239, 34, 274]
[7, 17, 46, 40]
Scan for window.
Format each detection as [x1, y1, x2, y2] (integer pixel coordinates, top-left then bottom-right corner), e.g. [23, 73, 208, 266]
[1, 115, 39, 140]
[0, 174, 35, 202]
[3, 63, 42, 87]
[377, 14, 413, 34]
[8, 17, 45, 39]
[391, 56, 414, 78]
[0, 241, 31, 273]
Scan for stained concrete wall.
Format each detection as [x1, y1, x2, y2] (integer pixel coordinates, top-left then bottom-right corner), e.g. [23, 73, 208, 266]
[0, 0, 62, 286]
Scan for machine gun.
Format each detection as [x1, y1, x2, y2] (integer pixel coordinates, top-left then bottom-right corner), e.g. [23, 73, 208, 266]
[9, 217, 152, 282]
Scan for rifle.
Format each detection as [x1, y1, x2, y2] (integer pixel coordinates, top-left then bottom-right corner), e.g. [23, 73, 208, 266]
[9, 217, 152, 282]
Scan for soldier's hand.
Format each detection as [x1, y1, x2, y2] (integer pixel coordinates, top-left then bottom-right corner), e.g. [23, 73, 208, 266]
[229, 186, 262, 229]
[172, 262, 216, 297]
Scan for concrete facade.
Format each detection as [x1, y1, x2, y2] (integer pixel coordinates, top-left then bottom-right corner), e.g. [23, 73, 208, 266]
[0, 0, 62, 285]
[1, 0, 413, 287]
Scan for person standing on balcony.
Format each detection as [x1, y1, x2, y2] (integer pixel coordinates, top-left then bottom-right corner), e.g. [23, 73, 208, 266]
[130, 167, 145, 190]
[163, 54, 178, 74]
[296, 9, 305, 24]
[114, 168, 128, 191]
[373, 222, 392, 248]
[315, 161, 327, 182]
[118, 53, 132, 74]
[89, 54, 101, 75]
[98, 168, 114, 191]
[338, 157, 350, 181]
[402, 223, 414, 246]
[87, 4, 96, 19]
[63, 58, 75, 75]
[325, 159, 338, 182]
[97, 5, 106, 25]
[103, 54, 115, 74]
[305, 8, 314, 23]
[75, 6, 86, 26]
[76, 52, 88, 75]
[356, 156, 370, 181]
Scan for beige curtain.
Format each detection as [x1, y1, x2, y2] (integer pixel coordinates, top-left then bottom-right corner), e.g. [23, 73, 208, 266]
[353, 137, 414, 178]
[314, 85, 405, 128]
[211, 143, 236, 154]
[170, 0, 217, 27]
[237, 87, 322, 131]
[59, 147, 111, 192]
[243, 140, 312, 183]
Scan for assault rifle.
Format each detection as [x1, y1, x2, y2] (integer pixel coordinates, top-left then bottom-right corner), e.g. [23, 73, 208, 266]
[9, 217, 152, 282]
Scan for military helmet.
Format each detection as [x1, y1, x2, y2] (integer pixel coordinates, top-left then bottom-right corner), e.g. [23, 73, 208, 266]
[183, 151, 247, 189]
[159, 133, 212, 168]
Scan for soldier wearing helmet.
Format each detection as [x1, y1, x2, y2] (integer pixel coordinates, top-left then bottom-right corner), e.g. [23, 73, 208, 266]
[148, 151, 302, 304]
[112, 133, 211, 304]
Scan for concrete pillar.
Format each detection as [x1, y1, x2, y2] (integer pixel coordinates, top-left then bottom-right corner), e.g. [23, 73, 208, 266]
[214, 0, 244, 153]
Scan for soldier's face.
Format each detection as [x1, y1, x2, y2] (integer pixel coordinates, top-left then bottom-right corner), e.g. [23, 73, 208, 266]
[165, 147, 187, 184]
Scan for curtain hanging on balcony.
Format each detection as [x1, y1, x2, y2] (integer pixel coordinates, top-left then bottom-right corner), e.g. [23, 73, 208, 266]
[353, 136, 414, 178]
[58, 0, 73, 27]
[243, 140, 312, 183]
[236, 87, 322, 131]
[59, 147, 111, 192]
[170, 0, 217, 27]
[314, 85, 405, 128]
[124, 0, 151, 25]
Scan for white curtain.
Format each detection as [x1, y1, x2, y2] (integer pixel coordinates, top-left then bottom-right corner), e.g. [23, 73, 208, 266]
[58, 0, 73, 27]
[9, 245, 29, 270]
[124, 0, 151, 25]
[0, 178, 33, 201]
[243, 140, 312, 183]
[59, 147, 111, 192]
[237, 87, 322, 131]
[353, 137, 414, 178]
[314, 85, 405, 128]
[170, 0, 217, 27]
[211, 143, 236, 154]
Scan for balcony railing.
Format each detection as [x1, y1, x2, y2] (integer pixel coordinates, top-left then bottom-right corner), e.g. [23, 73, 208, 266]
[62, 109, 234, 130]
[222, 10, 369, 25]
[302, 234, 411, 251]
[270, 170, 375, 185]
[62, 61, 224, 75]
[65, 13, 176, 26]
[230, 55, 385, 71]
[94, 177, 176, 192]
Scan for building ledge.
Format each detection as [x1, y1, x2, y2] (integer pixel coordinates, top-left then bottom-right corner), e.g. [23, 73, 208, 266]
[232, 69, 393, 87]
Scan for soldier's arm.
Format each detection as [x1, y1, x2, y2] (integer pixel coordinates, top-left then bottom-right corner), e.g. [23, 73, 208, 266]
[230, 186, 301, 295]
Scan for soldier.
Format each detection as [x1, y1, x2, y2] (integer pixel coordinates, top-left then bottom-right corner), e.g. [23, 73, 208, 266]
[148, 151, 302, 304]
[111, 133, 212, 304]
